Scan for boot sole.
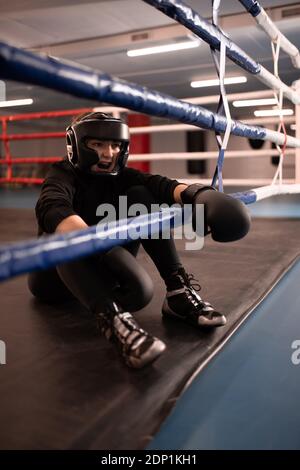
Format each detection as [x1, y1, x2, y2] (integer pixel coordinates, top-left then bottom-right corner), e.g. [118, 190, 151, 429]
[162, 307, 227, 328]
[126, 340, 166, 369]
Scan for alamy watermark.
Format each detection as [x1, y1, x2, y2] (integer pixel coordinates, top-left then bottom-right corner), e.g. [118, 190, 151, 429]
[0, 340, 6, 365]
[95, 197, 205, 251]
[0, 80, 6, 101]
[291, 340, 300, 365]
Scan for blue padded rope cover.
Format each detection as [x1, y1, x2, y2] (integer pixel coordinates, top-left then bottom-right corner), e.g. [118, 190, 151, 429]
[0, 42, 267, 142]
[0, 209, 183, 282]
[0, 187, 260, 284]
[143, 0, 260, 74]
[229, 190, 257, 204]
[238, 0, 262, 17]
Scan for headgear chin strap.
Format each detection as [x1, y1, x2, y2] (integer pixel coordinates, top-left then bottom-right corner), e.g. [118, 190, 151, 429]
[66, 112, 129, 176]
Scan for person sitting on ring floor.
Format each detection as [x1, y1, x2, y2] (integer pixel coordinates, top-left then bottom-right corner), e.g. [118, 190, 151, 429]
[28, 112, 251, 369]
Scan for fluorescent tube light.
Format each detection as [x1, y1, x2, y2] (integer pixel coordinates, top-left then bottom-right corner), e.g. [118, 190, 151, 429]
[254, 109, 294, 117]
[190, 76, 247, 88]
[0, 98, 33, 108]
[127, 40, 200, 57]
[233, 98, 277, 107]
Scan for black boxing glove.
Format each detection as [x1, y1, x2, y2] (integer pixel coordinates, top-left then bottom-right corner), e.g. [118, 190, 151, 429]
[181, 184, 251, 242]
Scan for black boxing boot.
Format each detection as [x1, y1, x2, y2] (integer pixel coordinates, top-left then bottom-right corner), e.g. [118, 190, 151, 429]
[96, 301, 166, 369]
[162, 268, 226, 328]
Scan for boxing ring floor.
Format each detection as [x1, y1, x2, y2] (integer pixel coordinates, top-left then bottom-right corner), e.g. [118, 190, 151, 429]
[0, 193, 300, 450]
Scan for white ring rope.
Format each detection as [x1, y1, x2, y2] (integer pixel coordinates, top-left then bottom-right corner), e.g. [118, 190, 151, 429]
[252, 5, 300, 69]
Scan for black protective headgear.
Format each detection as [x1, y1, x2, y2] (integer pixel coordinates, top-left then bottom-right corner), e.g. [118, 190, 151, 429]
[66, 112, 129, 175]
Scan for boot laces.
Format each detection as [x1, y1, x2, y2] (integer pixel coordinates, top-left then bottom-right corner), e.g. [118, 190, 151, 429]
[119, 313, 147, 338]
[113, 312, 150, 353]
[184, 273, 214, 313]
[186, 273, 201, 292]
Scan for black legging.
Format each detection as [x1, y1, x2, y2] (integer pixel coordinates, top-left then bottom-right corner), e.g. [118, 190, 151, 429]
[28, 186, 182, 314]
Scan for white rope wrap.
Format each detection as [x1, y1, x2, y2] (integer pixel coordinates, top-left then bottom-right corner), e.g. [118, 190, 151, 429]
[271, 36, 285, 186]
[212, 0, 221, 26]
[210, 1, 232, 192]
[219, 40, 232, 153]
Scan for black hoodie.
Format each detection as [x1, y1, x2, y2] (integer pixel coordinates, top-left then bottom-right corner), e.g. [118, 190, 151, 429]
[35, 159, 180, 235]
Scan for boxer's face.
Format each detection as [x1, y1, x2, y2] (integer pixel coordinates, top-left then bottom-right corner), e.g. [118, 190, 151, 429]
[86, 139, 121, 173]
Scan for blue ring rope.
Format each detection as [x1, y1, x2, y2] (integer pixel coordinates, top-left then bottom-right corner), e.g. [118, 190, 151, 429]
[238, 0, 261, 17]
[1, 41, 298, 147]
[0, 208, 184, 282]
[143, 0, 260, 74]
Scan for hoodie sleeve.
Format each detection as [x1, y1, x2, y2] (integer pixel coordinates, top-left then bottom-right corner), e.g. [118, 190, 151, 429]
[35, 162, 77, 234]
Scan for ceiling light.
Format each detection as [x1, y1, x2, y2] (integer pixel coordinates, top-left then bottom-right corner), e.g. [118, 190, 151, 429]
[190, 76, 247, 88]
[233, 98, 277, 107]
[0, 98, 33, 108]
[127, 40, 200, 57]
[254, 109, 294, 117]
